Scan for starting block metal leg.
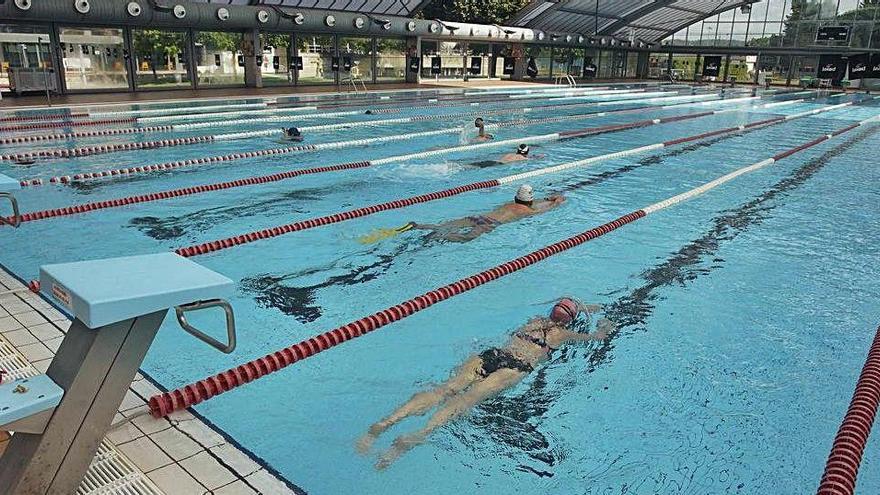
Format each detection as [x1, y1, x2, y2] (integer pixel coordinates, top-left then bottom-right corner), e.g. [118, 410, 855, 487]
[0, 310, 166, 495]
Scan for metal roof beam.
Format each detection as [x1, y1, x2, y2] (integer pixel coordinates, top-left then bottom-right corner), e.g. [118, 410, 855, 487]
[639, 0, 759, 40]
[598, 0, 679, 35]
[557, 7, 623, 20]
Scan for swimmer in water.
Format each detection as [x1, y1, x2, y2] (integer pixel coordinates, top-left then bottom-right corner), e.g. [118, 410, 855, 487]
[357, 297, 614, 469]
[473, 117, 493, 142]
[281, 127, 303, 142]
[470, 144, 543, 168]
[408, 184, 564, 243]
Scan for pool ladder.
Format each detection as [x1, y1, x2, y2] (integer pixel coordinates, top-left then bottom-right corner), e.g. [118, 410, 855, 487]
[554, 74, 577, 87]
[345, 75, 368, 93]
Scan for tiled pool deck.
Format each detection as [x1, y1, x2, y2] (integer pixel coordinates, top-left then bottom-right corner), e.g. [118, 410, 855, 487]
[0, 266, 299, 495]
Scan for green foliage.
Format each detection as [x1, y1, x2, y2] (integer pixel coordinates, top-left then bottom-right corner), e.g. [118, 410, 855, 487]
[418, 0, 530, 24]
[195, 31, 239, 51]
[132, 29, 183, 58]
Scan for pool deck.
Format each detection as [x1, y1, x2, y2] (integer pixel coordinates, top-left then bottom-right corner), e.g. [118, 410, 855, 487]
[0, 78, 656, 110]
[0, 266, 299, 495]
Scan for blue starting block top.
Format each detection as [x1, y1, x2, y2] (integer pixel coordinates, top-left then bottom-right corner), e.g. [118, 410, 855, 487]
[0, 375, 63, 428]
[0, 173, 20, 192]
[40, 253, 233, 328]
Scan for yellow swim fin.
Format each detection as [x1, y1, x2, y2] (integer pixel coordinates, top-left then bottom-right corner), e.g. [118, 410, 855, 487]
[357, 222, 416, 244]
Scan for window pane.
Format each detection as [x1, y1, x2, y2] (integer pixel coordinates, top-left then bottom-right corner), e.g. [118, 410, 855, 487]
[131, 29, 189, 90]
[527, 45, 552, 78]
[339, 36, 373, 82]
[59, 26, 127, 90]
[260, 33, 291, 87]
[297, 34, 336, 85]
[194, 31, 243, 87]
[0, 24, 53, 95]
[468, 42, 493, 78]
[375, 37, 406, 82]
[765, 0, 789, 22]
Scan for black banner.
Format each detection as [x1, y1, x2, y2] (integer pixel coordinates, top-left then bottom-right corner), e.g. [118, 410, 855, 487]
[818, 54, 845, 83]
[431, 56, 442, 75]
[291, 56, 303, 71]
[331, 56, 340, 71]
[272, 56, 280, 70]
[237, 55, 244, 68]
[816, 25, 850, 41]
[214, 54, 221, 67]
[469, 57, 482, 75]
[502, 57, 515, 76]
[873, 53, 880, 78]
[408, 56, 420, 73]
[702, 56, 722, 77]
[848, 53, 869, 79]
[255, 55, 263, 65]
[343, 56, 352, 72]
[583, 57, 597, 79]
[526, 57, 538, 78]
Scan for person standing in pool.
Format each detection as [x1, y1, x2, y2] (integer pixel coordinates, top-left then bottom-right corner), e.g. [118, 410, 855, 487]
[281, 127, 304, 142]
[408, 185, 564, 243]
[356, 298, 614, 469]
[473, 117, 493, 142]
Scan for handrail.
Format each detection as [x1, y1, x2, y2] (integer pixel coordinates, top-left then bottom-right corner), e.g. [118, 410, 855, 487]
[175, 299, 237, 354]
[0, 193, 20, 228]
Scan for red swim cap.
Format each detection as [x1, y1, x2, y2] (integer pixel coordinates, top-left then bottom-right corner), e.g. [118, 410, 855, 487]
[550, 298, 579, 324]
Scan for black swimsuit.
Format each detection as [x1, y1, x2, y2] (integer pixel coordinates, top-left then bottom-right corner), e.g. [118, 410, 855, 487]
[476, 329, 556, 378]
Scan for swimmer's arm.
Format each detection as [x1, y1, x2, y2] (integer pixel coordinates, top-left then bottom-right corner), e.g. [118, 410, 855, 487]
[532, 195, 566, 213]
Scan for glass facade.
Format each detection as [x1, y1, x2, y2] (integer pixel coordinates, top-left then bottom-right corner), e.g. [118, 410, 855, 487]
[132, 29, 190, 90]
[261, 33, 292, 87]
[663, 0, 880, 49]
[297, 34, 336, 85]
[375, 38, 406, 82]
[59, 27, 127, 91]
[339, 36, 373, 82]
[193, 31, 243, 87]
[0, 24, 52, 95]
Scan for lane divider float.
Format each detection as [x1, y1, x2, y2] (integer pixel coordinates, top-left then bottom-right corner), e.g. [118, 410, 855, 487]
[146, 114, 880, 418]
[0, 117, 137, 133]
[14, 96, 822, 189]
[817, 325, 880, 495]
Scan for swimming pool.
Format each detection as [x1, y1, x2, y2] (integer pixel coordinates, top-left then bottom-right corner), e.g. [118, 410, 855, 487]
[1, 84, 879, 494]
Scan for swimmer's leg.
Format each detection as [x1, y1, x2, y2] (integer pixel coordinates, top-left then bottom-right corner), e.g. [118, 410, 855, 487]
[375, 368, 525, 469]
[356, 356, 482, 454]
[443, 224, 496, 243]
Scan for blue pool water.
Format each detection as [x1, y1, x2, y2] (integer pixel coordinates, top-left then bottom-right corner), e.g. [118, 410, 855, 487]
[1, 85, 879, 494]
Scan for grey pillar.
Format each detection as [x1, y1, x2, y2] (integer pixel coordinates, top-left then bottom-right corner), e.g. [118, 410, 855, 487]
[722, 53, 731, 82]
[512, 43, 525, 81]
[244, 29, 262, 88]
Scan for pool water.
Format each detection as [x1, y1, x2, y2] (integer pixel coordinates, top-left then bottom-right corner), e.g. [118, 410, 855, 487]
[1, 85, 879, 494]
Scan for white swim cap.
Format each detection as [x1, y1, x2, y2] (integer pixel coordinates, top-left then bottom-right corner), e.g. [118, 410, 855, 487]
[515, 184, 534, 203]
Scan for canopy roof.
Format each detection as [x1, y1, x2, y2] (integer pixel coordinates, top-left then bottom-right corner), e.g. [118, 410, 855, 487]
[509, 0, 758, 42]
[193, 0, 429, 17]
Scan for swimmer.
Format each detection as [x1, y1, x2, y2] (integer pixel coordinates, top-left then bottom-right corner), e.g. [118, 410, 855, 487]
[408, 185, 565, 243]
[473, 117, 493, 142]
[469, 144, 544, 169]
[357, 297, 615, 469]
[281, 127, 303, 142]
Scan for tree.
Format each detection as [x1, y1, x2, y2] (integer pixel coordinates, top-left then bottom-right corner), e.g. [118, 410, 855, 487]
[418, 0, 530, 25]
[132, 30, 183, 82]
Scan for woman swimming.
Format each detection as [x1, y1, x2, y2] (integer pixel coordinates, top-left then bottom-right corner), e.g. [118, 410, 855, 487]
[357, 297, 614, 469]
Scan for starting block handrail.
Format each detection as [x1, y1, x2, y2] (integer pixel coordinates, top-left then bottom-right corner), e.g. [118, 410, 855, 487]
[0, 192, 20, 227]
[175, 299, 237, 354]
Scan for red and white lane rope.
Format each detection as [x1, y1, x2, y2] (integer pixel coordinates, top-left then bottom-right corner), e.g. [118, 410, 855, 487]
[169, 102, 853, 257]
[817, 325, 880, 495]
[14, 97, 816, 188]
[0, 112, 88, 123]
[0, 135, 216, 162]
[0, 117, 137, 133]
[88, 102, 268, 119]
[0, 125, 176, 145]
[146, 114, 880, 418]
[5, 105, 776, 223]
